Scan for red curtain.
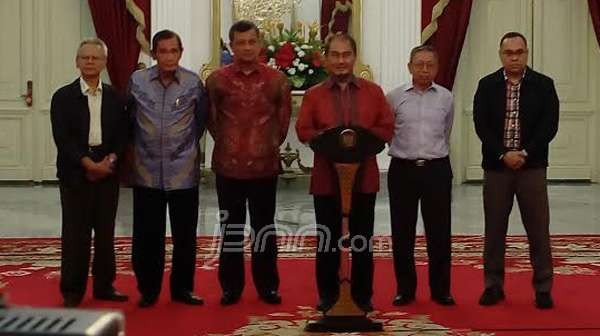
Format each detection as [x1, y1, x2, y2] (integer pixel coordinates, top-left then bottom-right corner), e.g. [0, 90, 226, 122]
[320, 0, 353, 40]
[422, 0, 473, 90]
[590, 0, 600, 49]
[87, 0, 150, 96]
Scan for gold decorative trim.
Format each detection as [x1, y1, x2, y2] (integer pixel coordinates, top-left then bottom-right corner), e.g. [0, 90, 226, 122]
[356, 63, 373, 81]
[351, 0, 372, 80]
[125, 0, 151, 55]
[201, 0, 222, 81]
[421, 0, 451, 43]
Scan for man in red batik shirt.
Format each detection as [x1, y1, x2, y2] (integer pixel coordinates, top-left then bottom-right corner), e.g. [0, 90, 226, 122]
[206, 20, 291, 306]
[295, 33, 394, 312]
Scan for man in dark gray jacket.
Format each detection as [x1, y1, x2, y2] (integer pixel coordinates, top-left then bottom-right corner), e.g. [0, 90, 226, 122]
[473, 31, 559, 309]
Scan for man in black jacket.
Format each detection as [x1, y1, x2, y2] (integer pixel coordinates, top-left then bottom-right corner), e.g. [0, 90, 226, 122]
[50, 38, 128, 307]
[473, 32, 559, 309]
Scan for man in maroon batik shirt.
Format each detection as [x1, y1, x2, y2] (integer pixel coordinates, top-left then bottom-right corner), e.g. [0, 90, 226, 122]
[206, 20, 291, 306]
[296, 33, 394, 312]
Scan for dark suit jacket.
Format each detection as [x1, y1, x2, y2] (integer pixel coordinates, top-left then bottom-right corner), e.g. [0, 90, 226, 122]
[473, 67, 559, 170]
[50, 78, 127, 186]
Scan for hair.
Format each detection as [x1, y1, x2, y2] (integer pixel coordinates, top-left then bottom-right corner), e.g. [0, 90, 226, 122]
[324, 32, 357, 55]
[499, 31, 528, 48]
[152, 29, 183, 52]
[228, 20, 260, 42]
[77, 38, 108, 58]
[409, 44, 438, 63]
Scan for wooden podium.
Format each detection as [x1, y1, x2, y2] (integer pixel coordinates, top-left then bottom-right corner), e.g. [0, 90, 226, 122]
[305, 126, 385, 332]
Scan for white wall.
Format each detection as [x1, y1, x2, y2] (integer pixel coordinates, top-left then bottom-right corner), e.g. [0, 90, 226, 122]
[363, 0, 421, 93]
[152, 0, 212, 74]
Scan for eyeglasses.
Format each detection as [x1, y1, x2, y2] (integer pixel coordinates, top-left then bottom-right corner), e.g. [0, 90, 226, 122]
[78, 55, 104, 62]
[501, 49, 528, 57]
[411, 62, 437, 69]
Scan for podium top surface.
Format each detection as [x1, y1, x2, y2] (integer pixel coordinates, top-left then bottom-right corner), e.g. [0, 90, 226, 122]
[309, 126, 386, 163]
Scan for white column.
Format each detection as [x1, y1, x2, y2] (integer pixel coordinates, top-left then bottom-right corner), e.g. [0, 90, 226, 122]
[362, 0, 420, 170]
[151, 0, 211, 74]
[363, 0, 421, 93]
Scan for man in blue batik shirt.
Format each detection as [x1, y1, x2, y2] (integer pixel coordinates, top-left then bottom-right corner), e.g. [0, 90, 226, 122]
[127, 29, 207, 308]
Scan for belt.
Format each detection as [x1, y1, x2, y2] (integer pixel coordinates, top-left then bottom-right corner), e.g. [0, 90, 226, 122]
[88, 145, 103, 153]
[393, 156, 449, 167]
[87, 145, 105, 161]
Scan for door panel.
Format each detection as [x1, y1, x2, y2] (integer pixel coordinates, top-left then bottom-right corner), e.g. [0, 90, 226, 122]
[0, 0, 34, 179]
[0, 0, 96, 181]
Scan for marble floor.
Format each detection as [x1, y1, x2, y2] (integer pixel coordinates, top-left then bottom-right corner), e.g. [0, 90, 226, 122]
[1, 179, 600, 238]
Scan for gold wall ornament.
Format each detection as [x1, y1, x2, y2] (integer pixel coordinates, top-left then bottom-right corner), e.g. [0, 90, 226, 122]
[232, 0, 303, 27]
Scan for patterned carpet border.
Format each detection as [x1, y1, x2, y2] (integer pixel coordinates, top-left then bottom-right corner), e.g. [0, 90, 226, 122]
[1, 235, 599, 278]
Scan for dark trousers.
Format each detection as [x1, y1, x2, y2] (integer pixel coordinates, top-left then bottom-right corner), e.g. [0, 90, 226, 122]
[132, 186, 199, 299]
[314, 193, 376, 303]
[388, 157, 452, 298]
[483, 168, 553, 293]
[59, 177, 119, 300]
[216, 175, 279, 296]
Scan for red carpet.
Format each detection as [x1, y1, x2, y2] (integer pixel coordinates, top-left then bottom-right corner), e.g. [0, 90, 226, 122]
[1, 235, 600, 335]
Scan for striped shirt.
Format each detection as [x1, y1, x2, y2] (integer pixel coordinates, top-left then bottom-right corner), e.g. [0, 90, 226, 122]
[386, 82, 454, 160]
[503, 70, 525, 150]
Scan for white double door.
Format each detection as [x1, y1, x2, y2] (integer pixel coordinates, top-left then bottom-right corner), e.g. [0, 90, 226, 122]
[0, 0, 96, 181]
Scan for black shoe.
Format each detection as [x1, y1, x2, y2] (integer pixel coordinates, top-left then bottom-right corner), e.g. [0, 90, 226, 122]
[392, 294, 415, 306]
[220, 291, 241, 306]
[63, 295, 82, 308]
[94, 289, 129, 302]
[431, 295, 456, 306]
[259, 290, 282, 305]
[138, 295, 158, 308]
[316, 298, 336, 312]
[355, 300, 374, 312]
[479, 287, 505, 306]
[172, 291, 204, 305]
[535, 292, 554, 309]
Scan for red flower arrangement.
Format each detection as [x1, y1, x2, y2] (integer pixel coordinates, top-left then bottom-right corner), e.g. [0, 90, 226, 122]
[262, 22, 328, 90]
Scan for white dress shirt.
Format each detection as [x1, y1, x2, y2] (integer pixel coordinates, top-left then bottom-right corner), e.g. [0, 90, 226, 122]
[386, 82, 454, 160]
[80, 78, 103, 146]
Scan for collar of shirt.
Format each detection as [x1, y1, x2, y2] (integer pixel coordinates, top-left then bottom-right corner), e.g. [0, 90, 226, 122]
[80, 77, 102, 96]
[503, 68, 526, 85]
[149, 66, 182, 85]
[403, 82, 439, 93]
[324, 75, 362, 90]
[229, 61, 262, 76]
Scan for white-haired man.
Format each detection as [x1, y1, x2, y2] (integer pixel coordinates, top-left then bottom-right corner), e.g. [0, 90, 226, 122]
[51, 38, 129, 307]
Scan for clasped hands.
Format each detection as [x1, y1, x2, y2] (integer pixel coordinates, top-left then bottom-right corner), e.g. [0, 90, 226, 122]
[503, 150, 527, 170]
[81, 154, 117, 182]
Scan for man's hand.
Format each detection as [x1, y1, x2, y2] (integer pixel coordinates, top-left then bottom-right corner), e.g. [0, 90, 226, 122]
[81, 156, 114, 182]
[107, 153, 118, 169]
[502, 150, 526, 170]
